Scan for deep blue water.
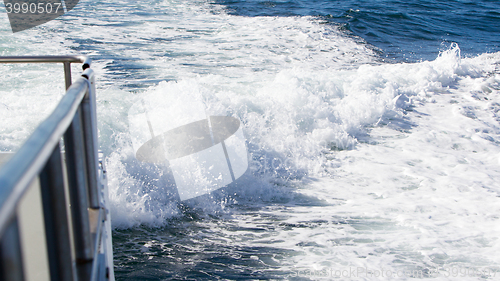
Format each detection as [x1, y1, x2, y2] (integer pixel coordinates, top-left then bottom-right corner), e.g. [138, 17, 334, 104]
[214, 0, 500, 61]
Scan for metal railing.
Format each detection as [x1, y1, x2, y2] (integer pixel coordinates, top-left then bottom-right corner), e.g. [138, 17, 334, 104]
[0, 56, 91, 90]
[0, 56, 114, 281]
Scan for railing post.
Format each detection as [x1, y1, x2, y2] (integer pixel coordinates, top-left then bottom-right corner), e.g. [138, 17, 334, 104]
[39, 144, 75, 281]
[81, 70, 100, 209]
[64, 107, 94, 281]
[0, 217, 24, 281]
[64, 62, 72, 90]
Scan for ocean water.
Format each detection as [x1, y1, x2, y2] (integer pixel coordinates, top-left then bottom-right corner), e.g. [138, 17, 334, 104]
[0, 0, 500, 280]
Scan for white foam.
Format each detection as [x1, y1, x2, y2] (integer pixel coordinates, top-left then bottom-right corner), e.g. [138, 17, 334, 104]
[100, 44, 500, 275]
[1, 0, 500, 275]
[273, 50, 500, 274]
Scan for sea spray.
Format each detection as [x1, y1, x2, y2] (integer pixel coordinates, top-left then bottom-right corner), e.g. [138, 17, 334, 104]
[103, 44, 499, 229]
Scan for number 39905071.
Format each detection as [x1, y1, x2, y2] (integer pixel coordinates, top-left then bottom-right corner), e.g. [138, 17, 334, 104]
[5, 2, 62, 14]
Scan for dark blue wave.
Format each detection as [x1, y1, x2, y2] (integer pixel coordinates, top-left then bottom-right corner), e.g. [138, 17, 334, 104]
[213, 0, 500, 62]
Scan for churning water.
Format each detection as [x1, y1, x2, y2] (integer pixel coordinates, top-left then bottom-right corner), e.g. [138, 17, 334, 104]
[1, 0, 500, 280]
